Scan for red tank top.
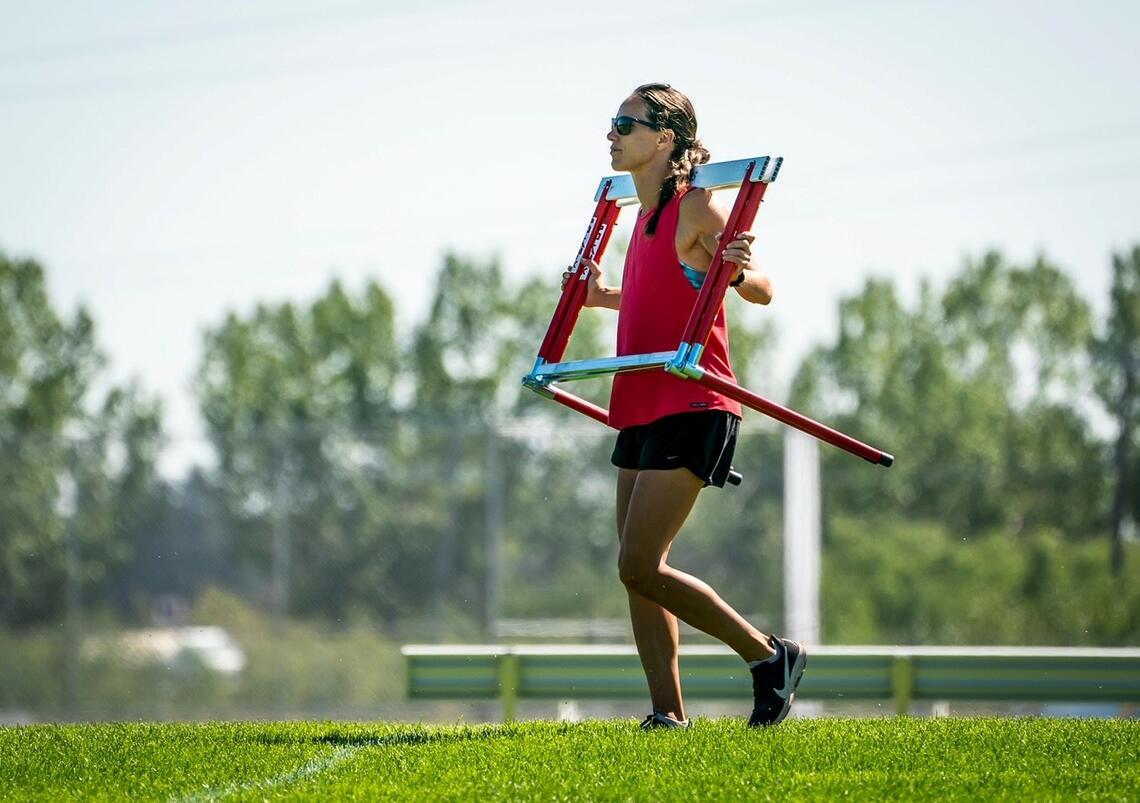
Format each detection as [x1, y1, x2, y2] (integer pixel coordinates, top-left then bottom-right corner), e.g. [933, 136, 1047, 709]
[608, 187, 742, 429]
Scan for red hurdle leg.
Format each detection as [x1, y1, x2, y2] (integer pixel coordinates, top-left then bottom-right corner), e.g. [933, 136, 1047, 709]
[694, 369, 895, 466]
[544, 386, 609, 426]
[680, 161, 770, 350]
[537, 189, 621, 365]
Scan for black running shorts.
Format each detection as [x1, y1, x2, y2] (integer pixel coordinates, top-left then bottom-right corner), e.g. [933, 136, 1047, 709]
[610, 410, 740, 488]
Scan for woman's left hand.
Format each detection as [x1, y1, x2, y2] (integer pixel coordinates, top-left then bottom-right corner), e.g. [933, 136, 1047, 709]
[719, 230, 755, 283]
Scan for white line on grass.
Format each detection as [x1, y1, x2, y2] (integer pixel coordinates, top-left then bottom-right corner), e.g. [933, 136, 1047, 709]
[169, 743, 362, 803]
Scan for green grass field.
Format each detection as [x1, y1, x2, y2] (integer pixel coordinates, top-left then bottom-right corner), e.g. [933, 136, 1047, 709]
[2, 718, 1137, 801]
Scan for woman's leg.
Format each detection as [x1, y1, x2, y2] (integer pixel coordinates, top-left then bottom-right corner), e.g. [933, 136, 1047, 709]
[617, 468, 685, 720]
[618, 468, 776, 663]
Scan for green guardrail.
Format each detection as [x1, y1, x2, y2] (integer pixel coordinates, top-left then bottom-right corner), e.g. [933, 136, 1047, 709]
[402, 645, 1140, 720]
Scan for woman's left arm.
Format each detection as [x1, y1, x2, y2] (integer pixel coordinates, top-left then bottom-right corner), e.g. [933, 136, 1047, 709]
[685, 192, 773, 306]
[720, 231, 773, 305]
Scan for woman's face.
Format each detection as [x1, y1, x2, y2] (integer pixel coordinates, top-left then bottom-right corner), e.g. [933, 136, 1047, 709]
[608, 96, 669, 172]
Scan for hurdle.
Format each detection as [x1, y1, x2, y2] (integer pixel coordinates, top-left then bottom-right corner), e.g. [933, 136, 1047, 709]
[523, 156, 894, 469]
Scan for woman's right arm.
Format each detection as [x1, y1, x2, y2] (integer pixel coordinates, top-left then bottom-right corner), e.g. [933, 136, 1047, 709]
[562, 258, 620, 310]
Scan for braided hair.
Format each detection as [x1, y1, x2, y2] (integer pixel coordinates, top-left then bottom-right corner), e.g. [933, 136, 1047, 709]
[633, 83, 711, 236]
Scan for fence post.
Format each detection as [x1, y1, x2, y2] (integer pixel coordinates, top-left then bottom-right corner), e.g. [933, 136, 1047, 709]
[892, 653, 914, 715]
[500, 651, 519, 723]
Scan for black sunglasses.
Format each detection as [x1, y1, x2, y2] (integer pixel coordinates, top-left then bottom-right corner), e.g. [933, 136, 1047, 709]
[610, 115, 659, 136]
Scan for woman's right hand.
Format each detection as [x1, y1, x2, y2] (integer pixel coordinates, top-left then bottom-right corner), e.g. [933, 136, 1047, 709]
[561, 258, 609, 308]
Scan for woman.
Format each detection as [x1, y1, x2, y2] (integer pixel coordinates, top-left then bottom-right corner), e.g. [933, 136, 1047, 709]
[566, 83, 806, 728]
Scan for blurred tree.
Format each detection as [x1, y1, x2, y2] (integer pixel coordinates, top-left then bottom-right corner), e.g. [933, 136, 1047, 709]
[196, 279, 405, 620]
[413, 253, 518, 414]
[823, 515, 1140, 645]
[0, 253, 164, 626]
[408, 253, 617, 630]
[194, 260, 599, 630]
[790, 251, 1104, 537]
[1093, 245, 1140, 575]
[108, 468, 239, 621]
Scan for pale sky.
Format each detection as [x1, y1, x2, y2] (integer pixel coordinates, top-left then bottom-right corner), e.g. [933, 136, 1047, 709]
[2, 0, 1139, 476]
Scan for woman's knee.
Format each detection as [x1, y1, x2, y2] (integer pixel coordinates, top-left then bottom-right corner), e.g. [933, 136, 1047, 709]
[617, 549, 660, 595]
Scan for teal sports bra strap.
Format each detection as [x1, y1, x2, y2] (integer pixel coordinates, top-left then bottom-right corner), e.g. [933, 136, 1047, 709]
[680, 261, 706, 290]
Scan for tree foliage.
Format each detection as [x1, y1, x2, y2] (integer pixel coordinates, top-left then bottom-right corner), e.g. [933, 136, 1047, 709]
[823, 516, 1140, 645]
[1092, 246, 1140, 574]
[791, 251, 1106, 538]
[0, 253, 163, 626]
[196, 278, 406, 619]
[4, 241, 1137, 647]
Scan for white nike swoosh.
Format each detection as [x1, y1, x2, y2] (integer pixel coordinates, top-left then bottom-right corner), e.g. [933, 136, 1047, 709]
[774, 645, 794, 700]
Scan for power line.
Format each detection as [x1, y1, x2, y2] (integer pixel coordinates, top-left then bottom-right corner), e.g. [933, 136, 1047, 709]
[0, 0, 916, 107]
[800, 123, 1140, 182]
[9, 143, 1135, 279]
[0, 0, 898, 70]
[20, 159, 1137, 294]
[780, 159, 1140, 221]
[0, 3, 457, 69]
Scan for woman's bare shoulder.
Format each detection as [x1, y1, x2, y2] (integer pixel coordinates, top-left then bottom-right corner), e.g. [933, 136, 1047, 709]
[679, 186, 727, 231]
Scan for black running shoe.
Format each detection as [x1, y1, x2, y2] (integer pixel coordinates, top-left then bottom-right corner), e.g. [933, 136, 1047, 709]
[748, 636, 807, 727]
[639, 710, 691, 729]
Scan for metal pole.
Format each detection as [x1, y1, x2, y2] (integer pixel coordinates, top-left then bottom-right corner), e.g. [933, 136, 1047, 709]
[272, 452, 291, 624]
[484, 420, 504, 640]
[271, 440, 291, 717]
[63, 441, 80, 720]
[783, 429, 821, 646]
[434, 419, 462, 639]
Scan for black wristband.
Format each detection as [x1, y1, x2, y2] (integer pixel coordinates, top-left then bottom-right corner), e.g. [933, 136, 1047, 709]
[729, 269, 746, 288]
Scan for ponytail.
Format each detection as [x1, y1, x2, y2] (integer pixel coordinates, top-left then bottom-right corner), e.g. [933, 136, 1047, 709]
[645, 140, 711, 236]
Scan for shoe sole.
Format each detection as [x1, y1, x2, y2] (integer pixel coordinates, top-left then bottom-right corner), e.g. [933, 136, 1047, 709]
[640, 721, 691, 730]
